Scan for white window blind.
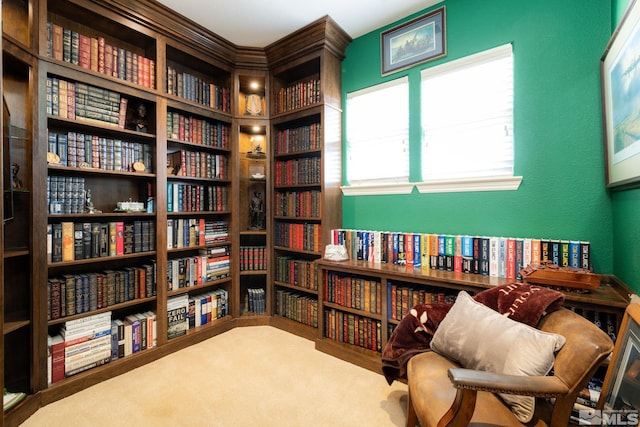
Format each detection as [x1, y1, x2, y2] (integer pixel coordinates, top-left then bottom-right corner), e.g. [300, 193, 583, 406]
[346, 77, 409, 185]
[421, 43, 514, 181]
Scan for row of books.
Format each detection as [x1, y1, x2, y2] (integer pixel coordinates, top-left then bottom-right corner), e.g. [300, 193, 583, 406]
[166, 111, 230, 149]
[167, 246, 230, 290]
[274, 221, 322, 253]
[46, 77, 128, 129]
[245, 288, 267, 314]
[168, 290, 229, 339]
[239, 246, 267, 271]
[388, 284, 456, 321]
[274, 157, 321, 186]
[324, 308, 382, 353]
[383, 283, 618, 344]
[330, 229, 593, 280]
[569, 378, 603, 424]
[47, 175, 85, 215]
[324, 272, 383, 315]
[275, 289, 318, 328]
[274, 123, 322, 155]
[273, 79, 321, 114]
[47, 22, 156, 89]
[166, 182, 228, 213]
[48, 130, 154, 173]
[166, 218, 229, 249]
[274, 256, 319, 290]
[166, 66, 231, 112]
[166, 149, 228, 180]
[48, 220, 156, 263]
[274, 190, 321, 218]
[48, 310, 158, 384]
[47, 263, 156, 320]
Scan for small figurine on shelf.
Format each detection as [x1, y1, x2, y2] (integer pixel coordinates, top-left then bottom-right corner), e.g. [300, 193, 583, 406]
[11, 162, 22, 190]
[85, 189, 95, 214]
[249, 191, 265, 230]
[128, 102, 149, 133]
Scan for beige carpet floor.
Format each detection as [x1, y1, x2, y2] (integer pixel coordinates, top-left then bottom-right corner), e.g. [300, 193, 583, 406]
[20, 326, 409, 426]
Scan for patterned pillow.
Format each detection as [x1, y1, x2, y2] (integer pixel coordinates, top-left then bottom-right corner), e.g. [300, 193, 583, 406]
[430, 291, 566, 423]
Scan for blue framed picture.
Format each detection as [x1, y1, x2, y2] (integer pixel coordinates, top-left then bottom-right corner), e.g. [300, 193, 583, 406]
[381, 7, 446, 76]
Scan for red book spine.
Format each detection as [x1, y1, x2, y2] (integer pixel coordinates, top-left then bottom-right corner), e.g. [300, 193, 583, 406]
[116, 221, 125, 255]
[51, 338, 65, 383]
[506, 238, 516, 280]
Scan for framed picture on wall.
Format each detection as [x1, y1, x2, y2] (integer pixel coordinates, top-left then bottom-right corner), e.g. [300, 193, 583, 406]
[380, 7, 446, 76]
[597, 298, 640, 419]
[601, 0, 640, 189]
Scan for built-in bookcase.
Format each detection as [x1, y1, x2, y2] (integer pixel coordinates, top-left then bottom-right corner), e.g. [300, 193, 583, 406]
[316, 259, 631, 373]
[32, 0, 238, 414]
[266, 18, 350, 340]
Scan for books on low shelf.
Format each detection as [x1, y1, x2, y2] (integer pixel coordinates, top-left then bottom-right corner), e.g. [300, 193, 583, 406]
[330, 229, 592, 278]
[245, 288, 266, 314]
[187, 289, 229, 329]
[56, 312, 112, 379]
[167, 294, 189, 339]
[275, 289, 318, 327]
[48, 310, 157, 384]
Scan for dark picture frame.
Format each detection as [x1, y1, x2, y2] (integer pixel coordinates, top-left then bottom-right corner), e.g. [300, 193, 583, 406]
[598, 299, 640, 417]
[601, 0, 640, 190]
[381, 7, 446, 76]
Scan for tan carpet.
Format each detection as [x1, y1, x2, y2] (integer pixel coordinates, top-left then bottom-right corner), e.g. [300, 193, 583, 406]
[20, 326, 409, 426]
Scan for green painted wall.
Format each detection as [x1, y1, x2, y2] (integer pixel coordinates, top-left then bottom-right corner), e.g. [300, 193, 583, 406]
[610, 0, 640, 293]
[341, 0, 617, 275]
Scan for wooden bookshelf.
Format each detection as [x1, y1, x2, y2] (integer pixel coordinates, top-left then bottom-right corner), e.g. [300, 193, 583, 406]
[0, 2, 350, 425]
[266, 17, 350, 335]
[316, 259, 632, 373]
[2, 0, 39, 420]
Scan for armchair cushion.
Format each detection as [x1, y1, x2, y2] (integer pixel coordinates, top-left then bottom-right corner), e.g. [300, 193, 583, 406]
[430, 291, 566, 423]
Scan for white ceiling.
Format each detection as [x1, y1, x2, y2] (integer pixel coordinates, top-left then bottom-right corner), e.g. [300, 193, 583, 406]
[156, 0, 439, 47]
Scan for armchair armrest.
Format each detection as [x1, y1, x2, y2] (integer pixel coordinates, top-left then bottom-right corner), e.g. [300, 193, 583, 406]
[448, 368, 570, 398]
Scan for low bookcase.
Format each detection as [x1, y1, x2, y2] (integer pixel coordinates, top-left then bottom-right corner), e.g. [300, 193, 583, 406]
[315, 259, 631, 374]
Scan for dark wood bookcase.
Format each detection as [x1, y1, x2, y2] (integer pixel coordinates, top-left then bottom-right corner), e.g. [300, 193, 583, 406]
[2, 0, 41, 425]
[0, 2, 350, 426]
[266, 17, 350, 340]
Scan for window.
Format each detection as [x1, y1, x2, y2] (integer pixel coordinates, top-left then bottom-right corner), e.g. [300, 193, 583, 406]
[344, 77, 410, 191]
[419, 43, 521, 192]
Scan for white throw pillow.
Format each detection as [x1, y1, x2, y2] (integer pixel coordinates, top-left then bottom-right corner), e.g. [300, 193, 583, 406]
[430, 291, 566, 423]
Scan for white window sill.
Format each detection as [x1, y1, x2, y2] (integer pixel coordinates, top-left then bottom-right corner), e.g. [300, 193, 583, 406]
[341, 176, 522, 196]
[415, 176, 522, 193]
[341, 182, 414, 196]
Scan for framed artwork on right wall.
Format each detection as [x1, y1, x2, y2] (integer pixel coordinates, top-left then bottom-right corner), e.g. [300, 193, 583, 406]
[601, 0, 640, 190]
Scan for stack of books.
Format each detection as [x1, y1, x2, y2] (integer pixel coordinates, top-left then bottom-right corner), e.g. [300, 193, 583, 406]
[59, 312, 112, 378]
[3, 389, 26, 411]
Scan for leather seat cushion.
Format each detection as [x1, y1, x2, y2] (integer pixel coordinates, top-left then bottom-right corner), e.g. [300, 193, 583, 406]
[407, 351, 553, 427]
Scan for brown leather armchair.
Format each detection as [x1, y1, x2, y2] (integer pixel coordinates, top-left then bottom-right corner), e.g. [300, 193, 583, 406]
[406, 308, 614, 427]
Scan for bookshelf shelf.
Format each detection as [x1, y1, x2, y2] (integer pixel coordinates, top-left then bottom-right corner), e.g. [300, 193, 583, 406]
[46, 295, 157, 327]
[3, 320, 31, 336]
